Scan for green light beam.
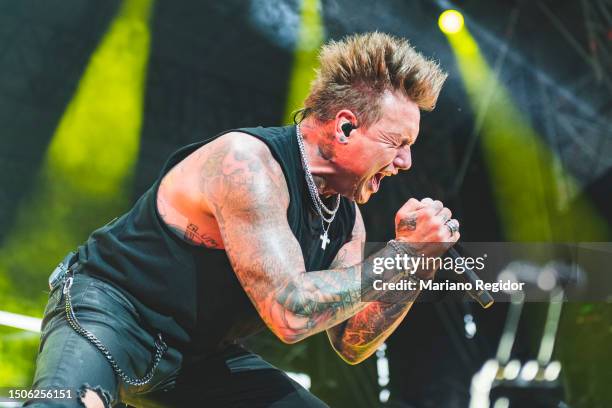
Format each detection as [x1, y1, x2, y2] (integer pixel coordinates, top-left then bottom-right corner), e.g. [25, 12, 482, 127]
[283, 0, 325, 124]
[445, 27, 608, 241]
[0, 0, 153, 386]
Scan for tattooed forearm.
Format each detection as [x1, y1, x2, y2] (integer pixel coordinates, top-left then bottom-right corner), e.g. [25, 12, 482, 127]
[324, 207, 421, 364]
[330, 294, 418, 364]
[261, 241, 417, 343]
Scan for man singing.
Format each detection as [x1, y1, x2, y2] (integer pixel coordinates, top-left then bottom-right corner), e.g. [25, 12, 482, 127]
[27, 32, 459, 407]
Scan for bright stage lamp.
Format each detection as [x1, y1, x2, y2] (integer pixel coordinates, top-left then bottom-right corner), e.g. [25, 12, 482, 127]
[439, 10, 464, 34]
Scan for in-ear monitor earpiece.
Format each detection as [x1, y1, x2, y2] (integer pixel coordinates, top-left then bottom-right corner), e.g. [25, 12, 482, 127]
[341, 122, 355, 138]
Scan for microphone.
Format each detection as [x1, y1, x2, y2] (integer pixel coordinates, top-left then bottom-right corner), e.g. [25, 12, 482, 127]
[448, 247, 494, 309]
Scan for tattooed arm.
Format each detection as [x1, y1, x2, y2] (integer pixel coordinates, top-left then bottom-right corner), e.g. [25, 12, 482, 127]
[324, 198, 460, 363]
[200, 133, 427, 344]
[326, 197, 461, 364]
[326, 207, 420, 364]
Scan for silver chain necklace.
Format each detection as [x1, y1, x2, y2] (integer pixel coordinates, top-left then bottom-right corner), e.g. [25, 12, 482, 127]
[296, 124, 341, 250]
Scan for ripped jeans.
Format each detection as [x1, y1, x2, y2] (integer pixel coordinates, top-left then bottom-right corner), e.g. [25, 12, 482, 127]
[24, 259, 328, 407]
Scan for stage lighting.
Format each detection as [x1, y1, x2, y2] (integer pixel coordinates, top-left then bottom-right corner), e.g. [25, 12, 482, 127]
[520, 360, 539, 381]
[438, 10, 464, 34]
[0, 1, 153, 386]
[283, 0, 323, 123]
[443, 18, 607, 240]
[544, 361, 561, 382]
[0, 310, 41, 333]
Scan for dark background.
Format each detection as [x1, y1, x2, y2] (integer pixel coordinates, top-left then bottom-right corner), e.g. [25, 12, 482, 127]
[0, 0, 610, 407]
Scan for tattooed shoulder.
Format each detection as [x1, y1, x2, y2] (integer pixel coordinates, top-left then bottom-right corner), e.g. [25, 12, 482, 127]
[200, 133, 290, 214]
[155, 131, 290, 250]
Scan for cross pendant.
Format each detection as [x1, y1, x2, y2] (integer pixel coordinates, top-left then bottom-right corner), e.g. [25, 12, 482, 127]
[320, 231, 330, 250]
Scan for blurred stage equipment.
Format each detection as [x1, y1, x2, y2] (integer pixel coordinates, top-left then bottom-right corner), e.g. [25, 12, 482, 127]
[469, 264, 570, 407]
[376, 343, 391, 404]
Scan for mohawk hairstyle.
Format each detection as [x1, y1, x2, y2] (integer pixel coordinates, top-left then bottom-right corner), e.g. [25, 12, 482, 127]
[304, 32, 447, 127]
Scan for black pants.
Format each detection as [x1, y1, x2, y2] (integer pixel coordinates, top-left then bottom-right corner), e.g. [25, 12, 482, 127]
[25, 267, 327, 407]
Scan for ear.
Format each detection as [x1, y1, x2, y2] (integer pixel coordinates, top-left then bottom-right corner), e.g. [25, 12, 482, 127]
[334, 110, 358, 144]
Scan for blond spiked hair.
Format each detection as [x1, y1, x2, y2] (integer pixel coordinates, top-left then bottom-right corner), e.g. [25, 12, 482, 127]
[304, 32, 447, 126]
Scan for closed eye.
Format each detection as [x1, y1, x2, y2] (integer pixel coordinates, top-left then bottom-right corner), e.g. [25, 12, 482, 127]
[398, 140, 412, 148]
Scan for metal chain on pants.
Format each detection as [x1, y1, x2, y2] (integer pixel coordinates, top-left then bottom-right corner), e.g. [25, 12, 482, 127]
[62, 274, 167, 387]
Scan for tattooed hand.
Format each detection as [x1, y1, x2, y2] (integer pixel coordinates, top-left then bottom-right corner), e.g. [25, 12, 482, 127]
[395, 197, 459, 277]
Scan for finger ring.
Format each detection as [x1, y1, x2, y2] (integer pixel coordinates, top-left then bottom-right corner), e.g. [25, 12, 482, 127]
[445, 219, 459, 236]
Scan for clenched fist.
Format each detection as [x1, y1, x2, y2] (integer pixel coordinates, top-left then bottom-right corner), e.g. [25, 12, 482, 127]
[394, 197, 459, 259]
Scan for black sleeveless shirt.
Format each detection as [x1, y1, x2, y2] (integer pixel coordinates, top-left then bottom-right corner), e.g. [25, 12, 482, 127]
[77, 126, 356, 355]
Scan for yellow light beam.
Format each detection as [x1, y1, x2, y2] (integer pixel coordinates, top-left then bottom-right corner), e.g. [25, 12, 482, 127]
[445, 26, 611, 408]
[445, 26, 608, 241]
[0, 0, 154, 387]
[0, 0, 154, 316]
[283, 0, 325, 124]
[0, 310, 41, 333]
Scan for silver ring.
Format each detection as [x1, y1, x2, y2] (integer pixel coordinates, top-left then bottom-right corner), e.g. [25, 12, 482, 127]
[445, 219, 459, 236]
